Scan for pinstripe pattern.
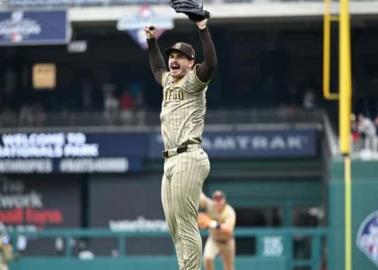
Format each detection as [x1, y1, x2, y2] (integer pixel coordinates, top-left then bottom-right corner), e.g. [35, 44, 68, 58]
[160, 68, 207, 150]
[162, 148, 210, 270]
[160, 66, 210, 270]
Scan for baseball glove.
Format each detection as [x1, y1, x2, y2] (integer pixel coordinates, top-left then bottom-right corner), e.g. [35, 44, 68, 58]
[197, 212, 211, 229]
[170, 0, 210, 21]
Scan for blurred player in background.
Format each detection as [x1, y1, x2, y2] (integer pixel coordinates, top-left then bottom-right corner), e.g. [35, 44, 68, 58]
[198, 191, 236, 270]
[145, 16, 217, 270]
[0, 234, 16, 270]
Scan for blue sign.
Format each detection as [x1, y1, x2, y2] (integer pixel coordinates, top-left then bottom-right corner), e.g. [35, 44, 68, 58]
[357, 211, 378, 266]
[0, 128, 318, 173]
[148, 128, 317, 158]
[0, 132, 146, 173]
[0, 10, 69, 46]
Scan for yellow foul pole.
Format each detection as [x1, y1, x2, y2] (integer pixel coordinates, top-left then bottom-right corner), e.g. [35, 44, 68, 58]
[339, 0, 352, 269]
[323, 0, 338, 100]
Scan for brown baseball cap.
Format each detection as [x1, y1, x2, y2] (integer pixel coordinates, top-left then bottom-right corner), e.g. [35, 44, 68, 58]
[165, 42, 195, 60]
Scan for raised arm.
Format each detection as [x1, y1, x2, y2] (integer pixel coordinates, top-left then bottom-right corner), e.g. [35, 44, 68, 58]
[195, 19, 218, 83]
[145, 26, 168, 86]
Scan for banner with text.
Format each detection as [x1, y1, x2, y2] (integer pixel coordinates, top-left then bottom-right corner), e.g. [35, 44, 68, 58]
[0, 132, 145, 173]
[0, 175, 81, 231]
[88, 174, 171, 255]
[148, 128, 317, 158]
[0, 10, 69, 46]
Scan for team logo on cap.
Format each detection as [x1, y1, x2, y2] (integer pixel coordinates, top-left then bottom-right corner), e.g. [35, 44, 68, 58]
[173, 42, 182, 49]
[356, 210, 378, 266]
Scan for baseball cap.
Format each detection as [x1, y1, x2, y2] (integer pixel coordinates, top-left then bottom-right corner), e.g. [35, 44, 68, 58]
[212, 190, 226, 201]
[165, 42, 195, 60]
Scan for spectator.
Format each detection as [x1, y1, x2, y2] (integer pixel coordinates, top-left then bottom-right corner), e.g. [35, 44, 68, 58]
[102, 83, 119, 124]
[357, 113, 377, 152]
[18, 103, 46, 126]
[129, 82, 146, 125]
[31, 103, 46, 126]
[120, 89, 135, 123]
[303, 87, 316, 109]
[120, 89, 134, 111]
[18, 104, 34, 126]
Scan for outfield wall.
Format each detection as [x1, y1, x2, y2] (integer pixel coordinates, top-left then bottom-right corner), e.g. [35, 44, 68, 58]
[328, 159, 378, 270]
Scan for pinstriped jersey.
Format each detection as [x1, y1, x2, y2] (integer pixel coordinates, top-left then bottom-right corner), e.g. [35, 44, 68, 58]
[160, 67, 208, 150]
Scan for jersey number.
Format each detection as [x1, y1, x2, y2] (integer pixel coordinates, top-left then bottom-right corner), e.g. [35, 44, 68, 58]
[164, 89, 184, 101]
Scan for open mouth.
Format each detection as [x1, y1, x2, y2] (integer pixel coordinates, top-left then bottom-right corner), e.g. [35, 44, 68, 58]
[170, 63, 180, 71]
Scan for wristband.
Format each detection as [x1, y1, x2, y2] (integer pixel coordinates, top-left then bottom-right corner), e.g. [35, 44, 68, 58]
[209, 220, 221, 229]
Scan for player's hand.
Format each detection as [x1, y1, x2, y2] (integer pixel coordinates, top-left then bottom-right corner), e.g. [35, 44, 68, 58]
[144, 26, 156, 39]
[195, 19, 207, 30]
[197, 212, 211, 229]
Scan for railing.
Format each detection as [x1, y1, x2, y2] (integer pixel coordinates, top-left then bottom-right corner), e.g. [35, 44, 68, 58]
[0, 108, 324, 129]
[9, 227, 328, 270]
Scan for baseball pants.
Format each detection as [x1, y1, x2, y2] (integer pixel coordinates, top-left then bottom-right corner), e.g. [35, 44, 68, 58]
[204, 237, 235, 270]
[161, 147, 210, 270]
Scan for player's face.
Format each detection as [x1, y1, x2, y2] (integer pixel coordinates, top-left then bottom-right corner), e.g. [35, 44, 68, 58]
[213, 198, 226, 212]
[168, 52, 194, 80]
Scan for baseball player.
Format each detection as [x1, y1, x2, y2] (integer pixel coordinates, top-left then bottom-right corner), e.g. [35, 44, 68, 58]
[198, 191, 236, 270]
[145, 17, 217, 270]
[0, 235, 16, 270]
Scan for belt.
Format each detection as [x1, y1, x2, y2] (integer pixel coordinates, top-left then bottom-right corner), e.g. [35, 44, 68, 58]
[163, 144, 200, 158]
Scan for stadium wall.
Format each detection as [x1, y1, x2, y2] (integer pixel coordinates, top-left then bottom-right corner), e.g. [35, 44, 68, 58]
[328, 159, 378, 270]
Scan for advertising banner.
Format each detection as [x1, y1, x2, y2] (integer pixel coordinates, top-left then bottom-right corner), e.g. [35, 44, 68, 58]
[89, 175, 171, 255]
[0, 128, 317, 173]
[0, 132, 145, 173]
[148, 128, 317, 158]
[0, 175, 81, 231]
[0, 10, 69, 46]
[356, 210, 378, 267]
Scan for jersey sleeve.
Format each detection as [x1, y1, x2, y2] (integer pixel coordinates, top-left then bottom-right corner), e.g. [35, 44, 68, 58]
[161, 72, 170, 88]
[182, 67, 208, 93]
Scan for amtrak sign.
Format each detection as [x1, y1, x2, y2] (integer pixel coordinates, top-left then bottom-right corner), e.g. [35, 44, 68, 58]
[148, 128, 317, 158]
[357, 211, 378, 267]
